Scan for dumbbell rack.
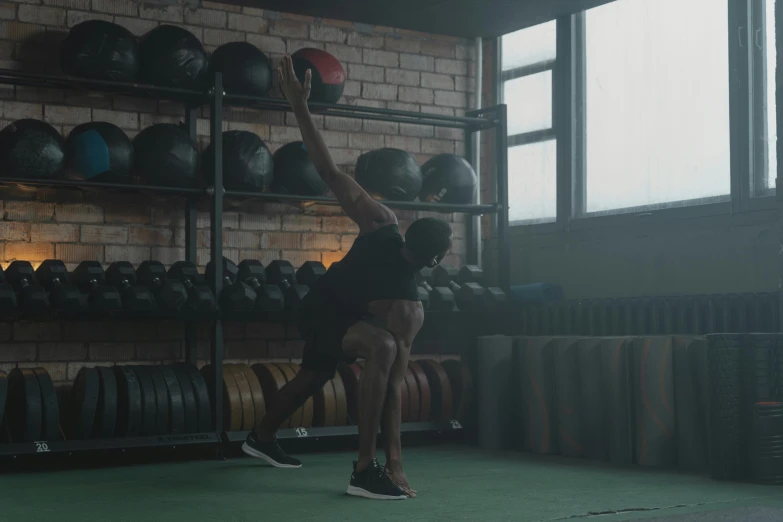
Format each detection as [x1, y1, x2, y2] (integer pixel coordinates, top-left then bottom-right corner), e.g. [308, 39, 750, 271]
[0, 68, 510, 460]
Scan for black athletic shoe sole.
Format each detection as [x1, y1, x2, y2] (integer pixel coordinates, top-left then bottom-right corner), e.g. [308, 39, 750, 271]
[241, 442, 302, 469]
[346, 485, 407, 500]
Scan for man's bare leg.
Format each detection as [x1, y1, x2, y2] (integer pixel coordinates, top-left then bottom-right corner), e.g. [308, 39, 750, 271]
[380, 344, 416, 497]
[343, 322, 397, 472]
[254, 368, 330, 441]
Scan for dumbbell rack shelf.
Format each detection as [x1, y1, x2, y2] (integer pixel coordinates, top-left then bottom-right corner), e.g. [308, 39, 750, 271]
[224, 421, 464, 444]
[0, 68, 510, 461]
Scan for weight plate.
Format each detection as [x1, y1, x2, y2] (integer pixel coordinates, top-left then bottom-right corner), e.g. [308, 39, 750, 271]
[400, 371, 410, 423]
[7, 368, 43, 442]
[338, 362, 362, 424]
[0, 370, 8, 435]
[275, 363, 300, 429]
[332, 371, 348, 426]
[440, 359, 473, 423]
[314, 378, 336, 427]
[66, 367, 99, 440]
[170, 364, 199, 433]
[223, 367, 243, 432]
[113, 365, 142, 437]
[146, 366, 170, 435]
[291, 364, 313, 428]
[417, 360, 454, 422]
[130, 366, 157, 436]
[405, 366, 422, 422]
[158, 366, 186, 434]
[93, 366, 117, 439]
[33, 368, 62, 441]
[179, 362, 211, 432]
[227, 364, 256, 431]
[238, 364, 266, 432]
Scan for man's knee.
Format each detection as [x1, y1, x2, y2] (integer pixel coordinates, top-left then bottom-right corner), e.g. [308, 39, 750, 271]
[364, 332, 397, 371]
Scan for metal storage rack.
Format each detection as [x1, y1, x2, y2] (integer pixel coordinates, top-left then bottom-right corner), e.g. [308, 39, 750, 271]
[0, 68, 509, 460]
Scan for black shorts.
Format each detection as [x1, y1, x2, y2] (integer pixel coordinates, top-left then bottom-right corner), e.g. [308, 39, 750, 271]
[297, 291, 364, 377]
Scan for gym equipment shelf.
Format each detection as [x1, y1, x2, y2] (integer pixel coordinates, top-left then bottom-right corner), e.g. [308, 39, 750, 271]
[0, 69, 510, 461]
[0, 432, 221, 459]
[224, 421, 464, 444]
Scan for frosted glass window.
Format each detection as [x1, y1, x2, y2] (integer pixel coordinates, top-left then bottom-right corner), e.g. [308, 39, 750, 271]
[508, 140, 557, 223]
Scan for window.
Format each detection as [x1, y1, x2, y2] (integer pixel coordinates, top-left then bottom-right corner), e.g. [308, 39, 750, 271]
[501, 21, 557, 224]
[763, 0, 778, 190]
[584, 0, 731, 214]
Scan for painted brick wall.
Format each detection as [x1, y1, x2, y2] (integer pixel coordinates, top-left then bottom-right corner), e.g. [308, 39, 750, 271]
[0, 0, 479, 384]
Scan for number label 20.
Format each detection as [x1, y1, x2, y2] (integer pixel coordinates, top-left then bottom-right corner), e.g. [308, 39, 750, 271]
[34, 441, 50, 453]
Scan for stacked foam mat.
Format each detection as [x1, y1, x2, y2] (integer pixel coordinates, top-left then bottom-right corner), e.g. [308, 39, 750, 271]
[0, 363, 211, 443]
[476, 334, 783, 484]
[203, 359, 473, 431]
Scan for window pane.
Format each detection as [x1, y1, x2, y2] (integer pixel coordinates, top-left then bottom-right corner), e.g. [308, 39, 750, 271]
[508, 140, 557, 223]
[504, 71, 552, 135]
[502, 21, 556, 71]
[585, 0, 731, 213]
[766, 0, 777, 189]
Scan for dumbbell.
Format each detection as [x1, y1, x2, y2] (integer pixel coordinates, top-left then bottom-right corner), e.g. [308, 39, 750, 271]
[296, 261, 327, 287]
[416, 267, 433, 286]
[72, 261, 123, 315]
[205, 257, 256, 313]
[136, 260, 188, 317]
[448, 281, 486, 312]
[0, 266, 18, 319]
[432, 265, 458, 287]
[420, 282, 455, 311]
[5, 261, 50, 318]
[267, 260, 309, 311]
[483, 287, 508, 309]
[105, 261, 157, 317]
[167, 261, 218, 319]
[35, 260, 88, 317]
[457, 265, 484, 285]
[236, 260, 284, 312]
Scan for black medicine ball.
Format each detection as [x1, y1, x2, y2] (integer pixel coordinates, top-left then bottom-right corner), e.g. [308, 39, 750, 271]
[138, 25, 207, 90]
[291, 48, 346, 104]
[208, 42, 272, 96]
[203, 131, 274, 192]
[61, 20, 139, 82]
[271, 141, 328, 196]
[132, 124, 198, 188]
[65, 122, 134, 183]
[419, 154, 478, 204]
[0, 119, 65, 180]
[355, 148, 422, 202]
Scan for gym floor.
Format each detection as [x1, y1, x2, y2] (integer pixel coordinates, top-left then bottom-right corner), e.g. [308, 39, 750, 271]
[2, 446, 781, 521]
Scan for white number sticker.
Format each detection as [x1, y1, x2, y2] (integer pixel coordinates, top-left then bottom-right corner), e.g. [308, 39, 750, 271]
[34, 441, 50, 453]
[295, 428, 309, 438]
[449, 420, 463, 430]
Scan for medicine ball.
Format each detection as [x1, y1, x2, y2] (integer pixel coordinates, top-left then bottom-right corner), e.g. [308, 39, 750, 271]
[61, 20, 139, 82]
[65, 122, 134, 183]
[291, 48, 346, 104]
[0, 119, 65, 180]
[208, 42, 272, 96]
[138, 25, 207, 90]
[355, 148, 422, 202]
[271, 141, 328, 196]
[132, 124, 198, 188]
[419, 154, 478, 204]
[203, 131, 274, 192]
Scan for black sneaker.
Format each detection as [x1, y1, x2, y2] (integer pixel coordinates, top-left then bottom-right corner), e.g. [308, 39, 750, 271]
[242, 432, 302, 468]
[346, 460, 407, 500]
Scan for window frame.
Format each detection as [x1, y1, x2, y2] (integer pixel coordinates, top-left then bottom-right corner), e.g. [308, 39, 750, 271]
[501, 0, 778, 233]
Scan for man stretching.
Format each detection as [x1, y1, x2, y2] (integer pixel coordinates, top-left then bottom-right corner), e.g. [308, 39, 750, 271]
[242, 55, 453, 501]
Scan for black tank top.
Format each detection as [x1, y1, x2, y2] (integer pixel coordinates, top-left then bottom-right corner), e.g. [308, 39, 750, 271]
[309, 224, 420, 313]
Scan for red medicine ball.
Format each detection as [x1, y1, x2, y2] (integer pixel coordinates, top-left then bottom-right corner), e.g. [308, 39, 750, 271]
[291, 48, 346, 104]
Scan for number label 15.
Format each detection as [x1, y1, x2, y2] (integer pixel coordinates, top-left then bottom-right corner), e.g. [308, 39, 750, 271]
[295, 428, 309, 438]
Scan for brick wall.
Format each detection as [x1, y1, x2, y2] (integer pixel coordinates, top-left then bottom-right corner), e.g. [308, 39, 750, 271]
[0, 0, 480, 384]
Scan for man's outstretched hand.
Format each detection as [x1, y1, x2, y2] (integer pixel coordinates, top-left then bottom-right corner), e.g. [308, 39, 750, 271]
[277, 54, 311, 108]
[385, 463, 417, 498]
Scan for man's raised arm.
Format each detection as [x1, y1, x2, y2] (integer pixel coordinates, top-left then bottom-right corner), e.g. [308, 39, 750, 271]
[277, 55, 395, 235]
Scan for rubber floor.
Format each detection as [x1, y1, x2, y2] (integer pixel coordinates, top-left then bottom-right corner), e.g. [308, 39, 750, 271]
[1, 445, 782, 522]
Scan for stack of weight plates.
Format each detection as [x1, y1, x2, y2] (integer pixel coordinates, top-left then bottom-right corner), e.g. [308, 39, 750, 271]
[707, 334, 744, 480]
[4, 368, 60, 443]
[749, 402, 783, 484]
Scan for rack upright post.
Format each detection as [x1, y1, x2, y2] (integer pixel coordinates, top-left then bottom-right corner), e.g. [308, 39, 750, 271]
[184, 105, 199, 366]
